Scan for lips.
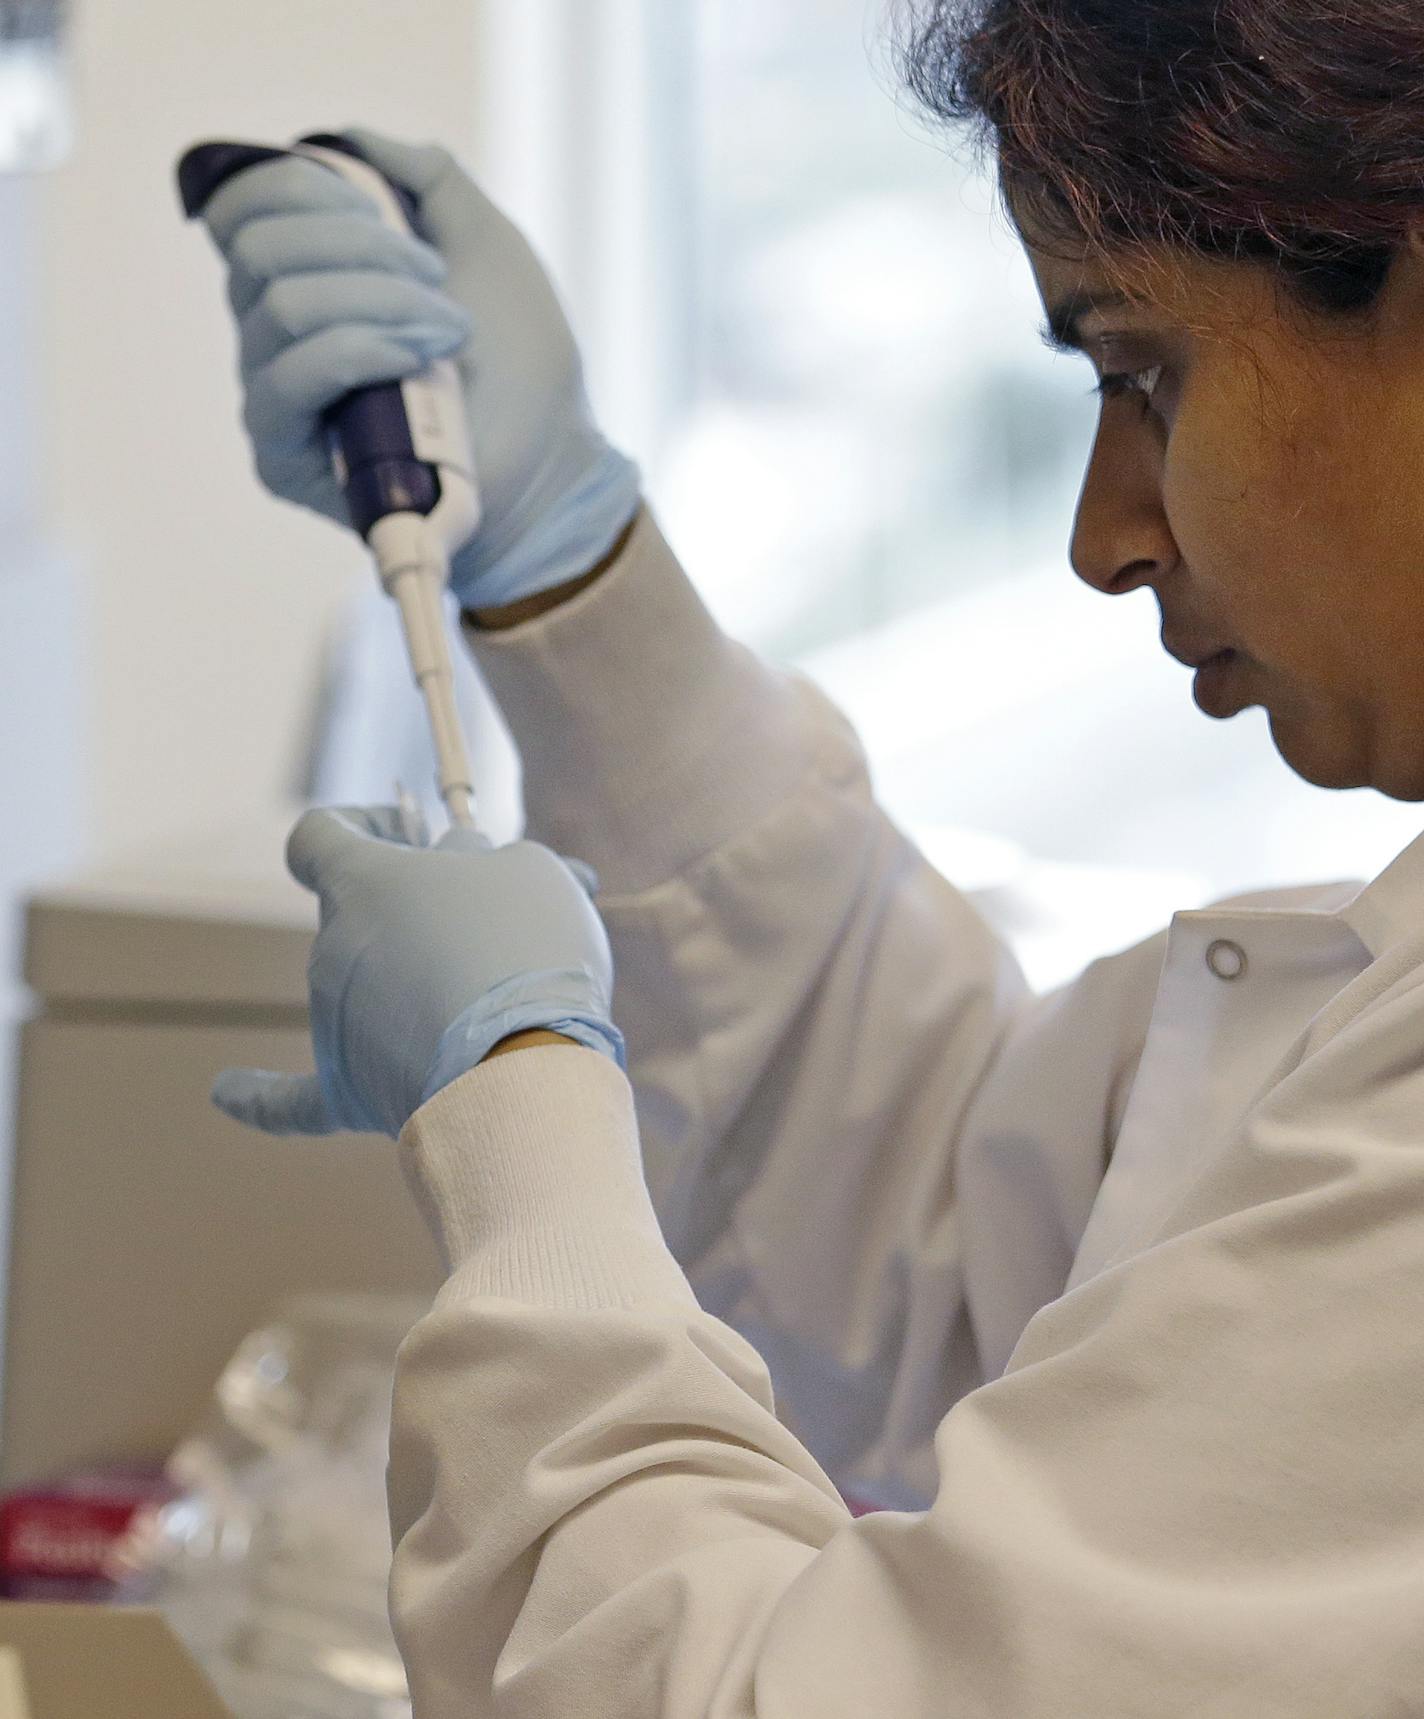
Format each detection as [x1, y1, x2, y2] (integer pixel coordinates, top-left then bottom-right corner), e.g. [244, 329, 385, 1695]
[1162, 636, 1236, 670]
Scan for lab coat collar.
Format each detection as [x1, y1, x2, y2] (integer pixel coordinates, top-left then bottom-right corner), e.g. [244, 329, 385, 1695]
[1336, 820, 1424, 960]
[1171, 820, 1424, 967]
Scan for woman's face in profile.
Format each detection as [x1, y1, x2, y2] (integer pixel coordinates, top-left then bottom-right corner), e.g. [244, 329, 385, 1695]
[1017, 205, 1424, 802]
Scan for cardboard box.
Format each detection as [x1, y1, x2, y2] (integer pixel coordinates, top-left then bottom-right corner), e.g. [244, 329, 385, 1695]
[1, 815, 443, 1488]
[0, 1605, 236, 1716]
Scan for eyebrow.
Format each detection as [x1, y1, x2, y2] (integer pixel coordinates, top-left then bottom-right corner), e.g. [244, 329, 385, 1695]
[1039, 287, 1140, 355]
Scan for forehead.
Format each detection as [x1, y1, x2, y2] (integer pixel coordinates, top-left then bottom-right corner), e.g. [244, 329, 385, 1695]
[1019, 227, 1177, 323]
[1008, 186, 1229, 322]
[1031, 245, 1289, 376]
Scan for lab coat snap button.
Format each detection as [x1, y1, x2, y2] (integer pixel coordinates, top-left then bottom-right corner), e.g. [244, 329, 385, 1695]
[1206, 939, 1247, 980]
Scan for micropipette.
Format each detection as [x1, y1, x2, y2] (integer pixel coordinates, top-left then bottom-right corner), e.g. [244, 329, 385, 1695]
[176, 134, 481, 829]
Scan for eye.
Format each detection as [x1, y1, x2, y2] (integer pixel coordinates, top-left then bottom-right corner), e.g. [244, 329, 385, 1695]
[1091, 364, 1165, 412]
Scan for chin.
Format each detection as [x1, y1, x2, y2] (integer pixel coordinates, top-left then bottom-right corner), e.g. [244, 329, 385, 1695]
[1368, 762, 1424, 803]
[1266, 710, 1376, 793]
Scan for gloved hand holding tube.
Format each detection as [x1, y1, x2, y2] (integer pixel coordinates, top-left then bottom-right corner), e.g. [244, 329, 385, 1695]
[193, 127, 642, 615]
[212, 807, 624, 1140]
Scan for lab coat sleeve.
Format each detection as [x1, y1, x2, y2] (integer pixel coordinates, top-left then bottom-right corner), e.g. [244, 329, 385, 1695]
[460, 508, 1111, 1502]
[388, 988, 1424, 1719]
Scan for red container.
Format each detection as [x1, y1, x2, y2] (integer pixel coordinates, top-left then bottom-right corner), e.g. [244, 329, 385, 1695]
[0, 1468, 173, 1601]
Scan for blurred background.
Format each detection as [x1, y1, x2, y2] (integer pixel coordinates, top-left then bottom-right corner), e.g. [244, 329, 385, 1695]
[0, 0, 1420, 1704]
[15, 0, 1424, 999]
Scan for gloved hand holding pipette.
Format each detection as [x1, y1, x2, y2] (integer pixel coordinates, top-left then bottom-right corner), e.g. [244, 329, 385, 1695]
[182, 133, 499, 829]
[195, 127, 642, 615]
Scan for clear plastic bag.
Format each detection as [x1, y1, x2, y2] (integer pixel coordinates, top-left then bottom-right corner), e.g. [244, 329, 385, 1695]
[113, 1293, 429, 1719]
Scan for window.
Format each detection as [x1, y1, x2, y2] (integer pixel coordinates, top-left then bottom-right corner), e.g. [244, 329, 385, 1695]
[571, 0, 1423, 989]
[655, 5, 1092, 662]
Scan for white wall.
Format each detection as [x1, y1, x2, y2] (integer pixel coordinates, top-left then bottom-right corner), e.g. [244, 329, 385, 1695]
[34, 0, 510, 863]
[451, 2, 700, 476]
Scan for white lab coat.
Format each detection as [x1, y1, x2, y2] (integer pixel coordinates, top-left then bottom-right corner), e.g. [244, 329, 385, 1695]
[384, 508, 1424, 1717]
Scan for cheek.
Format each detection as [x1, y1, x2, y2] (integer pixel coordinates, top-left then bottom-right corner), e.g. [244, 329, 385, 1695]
[1160, 375, 1381, 671]
[1160, 384, 1288, 609]
[1268, 385, 1424, 672]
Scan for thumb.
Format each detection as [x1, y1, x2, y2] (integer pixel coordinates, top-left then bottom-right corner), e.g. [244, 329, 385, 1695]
[285, 805, 399, 894]
[342, 126, 513, 262]
[341, 127, 460, 202]
[212, 1069, 340, 1137]
[435, 824, 496, 855]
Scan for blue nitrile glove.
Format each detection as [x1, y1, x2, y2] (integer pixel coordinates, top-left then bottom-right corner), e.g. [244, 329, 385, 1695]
[197, 127, 642, 612]
[211, 807, 625, 1140]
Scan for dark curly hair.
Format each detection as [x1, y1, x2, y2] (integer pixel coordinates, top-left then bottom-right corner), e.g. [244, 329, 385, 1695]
[896, 0, 1424, 320]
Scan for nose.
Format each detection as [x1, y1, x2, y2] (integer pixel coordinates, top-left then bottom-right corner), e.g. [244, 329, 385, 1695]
[1068, 420, 1181, 597]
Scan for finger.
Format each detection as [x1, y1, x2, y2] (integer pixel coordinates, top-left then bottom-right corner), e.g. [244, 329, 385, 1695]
[286, 803, 424, 890]
[243, 326, 441, 441]
[202, 155, 382, 251]
[252, 439, 349, 518]
[435, 825, 496, 855]
[211, 1069, 340, 1136]
[241, 270, 469, 372]
[225, 211, 447, 317]
[284, 805, 378, 892]
[229, 211, 446, 291]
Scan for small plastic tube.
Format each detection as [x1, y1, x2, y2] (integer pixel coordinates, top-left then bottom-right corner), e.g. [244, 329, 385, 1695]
[395, 782, 430, 847]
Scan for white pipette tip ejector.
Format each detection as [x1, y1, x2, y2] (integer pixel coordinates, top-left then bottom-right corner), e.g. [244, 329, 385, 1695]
[368, 512, 478, 829]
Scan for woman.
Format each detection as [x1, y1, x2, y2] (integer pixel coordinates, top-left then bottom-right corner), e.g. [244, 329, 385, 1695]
[203, 1, 1424, 1711]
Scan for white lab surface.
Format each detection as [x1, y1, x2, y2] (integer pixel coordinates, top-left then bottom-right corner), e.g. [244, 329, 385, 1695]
[384, 510, 1424, 1716]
